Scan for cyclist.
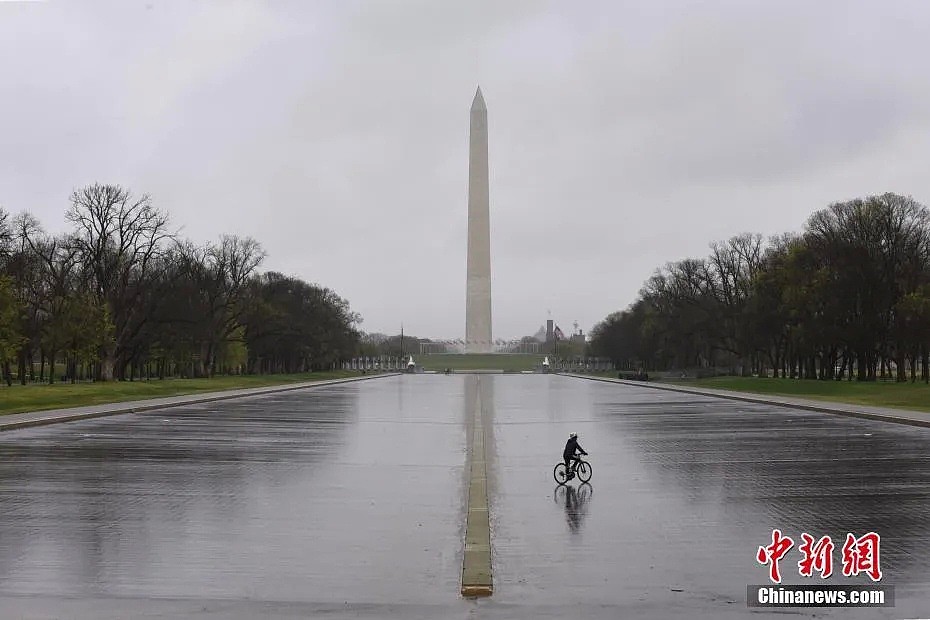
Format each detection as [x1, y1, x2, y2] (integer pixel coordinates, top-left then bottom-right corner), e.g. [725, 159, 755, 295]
[563, 432, 587, 479]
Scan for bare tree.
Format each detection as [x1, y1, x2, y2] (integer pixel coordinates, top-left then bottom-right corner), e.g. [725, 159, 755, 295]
[168, 235, 265, 376]
[67, 184, 172, 380]
[0, 207, 12, 265]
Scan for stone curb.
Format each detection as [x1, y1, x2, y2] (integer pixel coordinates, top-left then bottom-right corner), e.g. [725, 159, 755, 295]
[563, 373, 930, 429]
[461, 376, 493, 598]
[0, 374, 400, 432]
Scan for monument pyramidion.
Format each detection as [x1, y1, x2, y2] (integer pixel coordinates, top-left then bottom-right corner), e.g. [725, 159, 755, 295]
[466, 86, 492, 354]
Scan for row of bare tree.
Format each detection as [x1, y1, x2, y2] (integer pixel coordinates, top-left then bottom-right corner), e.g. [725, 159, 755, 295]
[590, 193, 930, 381]
[0, 184, 361, 385]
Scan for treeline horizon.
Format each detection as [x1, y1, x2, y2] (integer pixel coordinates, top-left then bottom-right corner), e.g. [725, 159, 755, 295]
[590, 192, 930, 382]
[0, 183, 361, 385]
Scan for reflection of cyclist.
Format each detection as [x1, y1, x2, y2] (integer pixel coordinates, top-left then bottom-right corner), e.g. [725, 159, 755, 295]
[563, 432, 587, 479]
[556, 484, 592, 534]
[564, 485, 581, 533]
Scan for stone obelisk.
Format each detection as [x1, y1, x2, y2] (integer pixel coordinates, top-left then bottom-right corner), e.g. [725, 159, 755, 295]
[466, 86, 492, 354]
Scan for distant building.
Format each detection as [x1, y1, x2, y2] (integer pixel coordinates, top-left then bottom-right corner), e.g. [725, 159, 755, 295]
[531, 325, 547, 342]
[523, 320, 586, 349]
[570, 331, 586, 345]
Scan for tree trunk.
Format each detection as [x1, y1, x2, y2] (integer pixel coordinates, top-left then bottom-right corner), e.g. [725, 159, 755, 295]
[99, 349, 115, 381]
[18, 350, 27, 385]
[208, 342, 216, 378]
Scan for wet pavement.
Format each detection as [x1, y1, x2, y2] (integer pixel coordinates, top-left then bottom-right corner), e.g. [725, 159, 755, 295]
[488, 376, 930, 619]
[0, 377, 467, 618]
[0, 374, 393, 430]
[1, 374, 929, 619]
[571, 372, 930, 427]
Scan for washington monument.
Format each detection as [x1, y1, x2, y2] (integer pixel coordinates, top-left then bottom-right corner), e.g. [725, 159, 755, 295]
[466, 86, 492, 353]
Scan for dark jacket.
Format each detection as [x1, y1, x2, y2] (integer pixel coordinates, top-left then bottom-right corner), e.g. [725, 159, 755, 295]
[563, 437, 586, 459]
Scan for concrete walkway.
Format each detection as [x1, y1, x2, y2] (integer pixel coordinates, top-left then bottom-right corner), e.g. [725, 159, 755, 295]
[566, 373, 930, 428]
[0, 373, 398, 432]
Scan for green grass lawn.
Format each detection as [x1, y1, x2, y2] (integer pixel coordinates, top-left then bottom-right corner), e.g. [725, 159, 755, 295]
[416, 353, 543, 371]
[672, 376, 930, 413]
[0, 370, 371, 417]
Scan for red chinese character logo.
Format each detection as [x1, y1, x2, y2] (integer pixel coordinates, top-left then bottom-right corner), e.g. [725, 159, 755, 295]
[798, 533, 834, 578]
[841, 532, 882, 581]
[757, 529, 794, 583]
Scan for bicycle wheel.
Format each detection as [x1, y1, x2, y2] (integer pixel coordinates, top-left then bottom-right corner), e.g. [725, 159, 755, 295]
[553, 462, 569, 485]
[576, 460, 592, 483]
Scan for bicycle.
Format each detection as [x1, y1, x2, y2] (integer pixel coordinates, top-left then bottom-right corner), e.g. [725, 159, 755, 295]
[553, 455, 592, 484]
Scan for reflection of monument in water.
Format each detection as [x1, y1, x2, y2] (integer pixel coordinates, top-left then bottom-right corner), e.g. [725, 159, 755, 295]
[465, 86, 492, 353]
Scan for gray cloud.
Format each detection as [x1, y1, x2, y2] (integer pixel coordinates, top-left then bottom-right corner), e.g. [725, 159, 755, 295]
[3, 0, 930, 340]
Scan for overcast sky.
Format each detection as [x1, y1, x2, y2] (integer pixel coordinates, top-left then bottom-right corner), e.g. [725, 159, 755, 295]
[3, 1, 930, 341]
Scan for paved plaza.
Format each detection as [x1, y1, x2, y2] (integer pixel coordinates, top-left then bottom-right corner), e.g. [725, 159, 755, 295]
[1, 375, 928, 618]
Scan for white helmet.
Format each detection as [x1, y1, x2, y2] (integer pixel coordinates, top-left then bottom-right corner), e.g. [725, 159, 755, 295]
[569, 432, 577, 439]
